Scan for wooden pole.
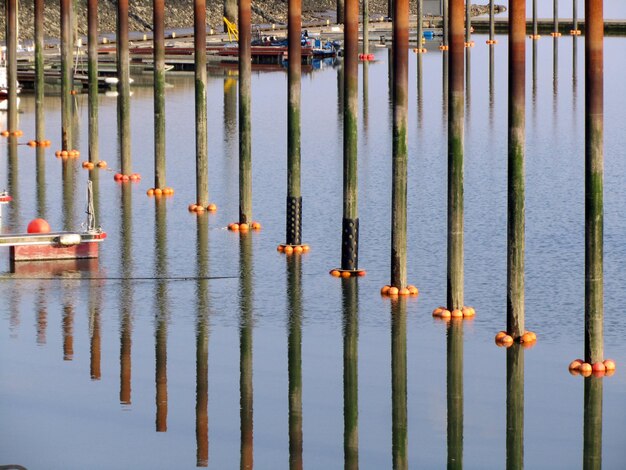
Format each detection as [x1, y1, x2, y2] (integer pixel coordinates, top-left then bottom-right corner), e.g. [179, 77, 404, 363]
[35, 0, 45, 142]
[341, 0, 360, 271]
[442, 0, 449, 46]
[506, 345, 524, 469]
[447, 0, 464, 311]
[88, 0, 99, 164]
[195, 0, 209, 206]
[286, 0, 303, 246]
[224, 0, 237, 32]
[6, 0, 18, 133]
[489, 0, 495, 41]
[117, 0, 131, 175]
[533, 0, 538, 37]
[287, 257, 303, 470]
[342, 279, 359, 470]
[391, 300, 408, 470]
[154, 0, 166, 188]
[337, 0, 345, 24]
[507, 0, 526, 338]
[416, 0, 422, 51]
[554, 0, 559, 34]
[239, 0, 253, 224]
[390, 0, 408, 289]
[363, 0, 370, 55]
[583, 377, 603, 470]
[573, 0, 578, 31]
[447, 321, 463, 469]
[585, 0, 604, 364]
[60, 0, 73, 149]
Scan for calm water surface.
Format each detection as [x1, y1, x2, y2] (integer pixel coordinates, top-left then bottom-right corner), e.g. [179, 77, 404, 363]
[1, 34, 626, 469]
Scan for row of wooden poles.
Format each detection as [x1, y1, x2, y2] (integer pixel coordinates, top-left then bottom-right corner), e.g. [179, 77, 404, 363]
[3, 0, 605, 363]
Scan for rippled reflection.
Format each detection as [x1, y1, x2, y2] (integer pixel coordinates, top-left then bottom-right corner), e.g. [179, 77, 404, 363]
[583, 377, 603, 470]
[342, 277, 359, 470]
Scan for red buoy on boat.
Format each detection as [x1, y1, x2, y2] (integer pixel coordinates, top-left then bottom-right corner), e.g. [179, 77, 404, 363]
[27, 219, 51, 234]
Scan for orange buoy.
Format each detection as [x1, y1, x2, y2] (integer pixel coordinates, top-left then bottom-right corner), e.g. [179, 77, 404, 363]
[27, 218, 51, 234]
[27, 140, 37, 147]
[97, 161, 107, 168]
[388, 286, 399, 295]
[407, 285, 418, 295]
[501, 335, 514, 346]
[229, 223, 239, 231]
[0, 131, 9, 137]
[251, 222, 261, 230]
[277, 245, 285, 252]
[603, 359, 616, 371]
[61, 150, 69, 157]
[239, 223, 249, 231]
[592, 362, 606, 373]
[357, 270, 366, 277]
[114, 173, 123, 181]
[495, 331, 507, 342]
[520, 332, 534, 343]
[398, 287, 410, 296]
[302, 244, 310, 252]
[121, 175, 130, 182]
[432, 307, 444, 317]
[330, 269, 341, 277]
[440, 309, 451, 319]
[339, 271, 350, 278]
[580, 362, 592, 373]
[569, 359, 583, 371]
[381, 285, 391, 295]
[207, 203, 217, 212]
[293, 245, 303, 254]
[284, 245, 294, 254]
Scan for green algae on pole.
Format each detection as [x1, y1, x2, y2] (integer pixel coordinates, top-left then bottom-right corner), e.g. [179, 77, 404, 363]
[507, 0, 526, 339]
[390, 0, 409, 290]
[60, 0, 73, 149]
[391, 300, 408, 470]
[195, 0, 209, 207]
[88, 0, 99, 164]
[585, 0, 604, 365]
[239, 0, 253, 224]
[447, 320, 463, 470]
[506, 345, 524, 470]
[342, 279, 359, 470]
[35, 0, 45, 143]
[154, 0, 166, 189]
[117, 0, 131, 175]
[286, 0, 303, 247]
[447, 0, 464, 311]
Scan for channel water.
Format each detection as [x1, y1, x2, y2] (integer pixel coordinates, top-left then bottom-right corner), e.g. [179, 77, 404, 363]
[1, 34, 626, 468]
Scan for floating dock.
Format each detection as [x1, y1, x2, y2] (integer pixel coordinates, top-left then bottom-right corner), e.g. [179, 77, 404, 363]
[0, 231, 107, 262]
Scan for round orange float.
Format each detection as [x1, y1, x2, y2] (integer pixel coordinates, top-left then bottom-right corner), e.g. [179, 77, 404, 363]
[27, 218, 51, 234]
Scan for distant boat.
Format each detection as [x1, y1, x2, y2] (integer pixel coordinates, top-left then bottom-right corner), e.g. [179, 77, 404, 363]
[0, 62, 21, 111]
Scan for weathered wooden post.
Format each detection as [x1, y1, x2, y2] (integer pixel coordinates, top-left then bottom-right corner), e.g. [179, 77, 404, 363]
[585, 0, 604, 365]
[363, 0, 370, 55]
[447, 321, 463, 470]
[60, 0, 73, 150]
[447, 0, 464, 311]
[583, 378, 603, 470]
[287, 257, 303, 470]
[195, 0, 210, 208]
[224, 0, 237, 31]
[154, 0, 166, 189]
[331, 0, 363, 277]
[506, 345, 524, 469]
[507, 0, 525, 339]
[391, 300, 408, 470]
[532, 0, 538, 37]
[553, 0, 560, 35]
[416, 0, 423, 52]
[465, 0, 471, 44]
[196, 218, 209, 467]
[62, 159, 76, 230]
[573, 0, 578, 32]
[442, 0, 449, 47]
[489, 0, 495, 42]
[337, 0, 344, 24]
[389, 0, 411, 292]
[343, 279, 359, 470]
[239, 234, 254, 470]
[35, 0, 45, 143]
[239, 0, 253, 225]
[88, 0, 99, 164]
[282, 0, 305, 249]
[36, 147, 47, 220]
[117, 0, 131, 176]
[155, 200, 168, 432]
[5, 0, 18, 133]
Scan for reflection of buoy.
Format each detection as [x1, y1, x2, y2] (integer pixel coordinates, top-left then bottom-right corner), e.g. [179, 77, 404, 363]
[27, 218, 51, 234]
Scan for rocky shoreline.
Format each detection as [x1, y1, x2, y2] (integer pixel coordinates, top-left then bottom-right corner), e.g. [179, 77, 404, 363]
[1, 1, 504, 42]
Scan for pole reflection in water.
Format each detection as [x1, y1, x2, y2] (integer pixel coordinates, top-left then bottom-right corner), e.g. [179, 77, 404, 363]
[120, 184, 133, 406]
[239, 234, 254, 469]
[416, 54, 423, 129]
[465, 47, 471, 115]
[342, 278, 359, 470]
[391, 299, 407, 470]
[506, 345, 524, 470]
[62, 295, 74, 361]
[583, 377, 603, 470]
[287, 256, 303, 470]
[155, 198, 168, 432]
[572, 34, 578, 113]
[488, 44, 495, 126]
[532, 38, 538, 107]
[89, 280, 102, 380]
[553, 35, 559, 101]
[36, 147, 47, 219]
[36, 287, 47, 345]
[62, 158, 76, 231]
[446, 320, 463, 470]
[196, 216, 209, 466]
